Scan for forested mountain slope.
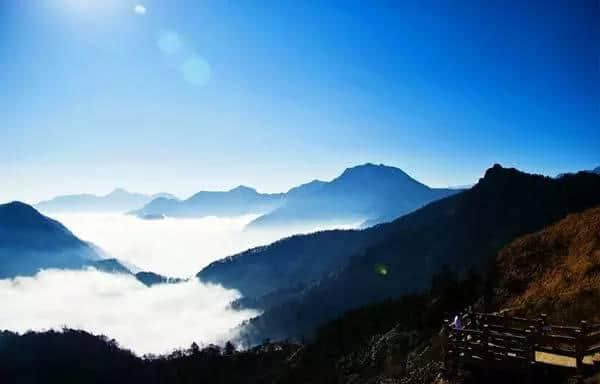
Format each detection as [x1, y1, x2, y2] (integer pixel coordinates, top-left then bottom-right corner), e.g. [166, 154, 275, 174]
[235, 165, 600, 342]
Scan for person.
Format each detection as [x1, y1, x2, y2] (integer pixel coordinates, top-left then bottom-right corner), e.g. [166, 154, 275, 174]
[451, 314, 463, 330]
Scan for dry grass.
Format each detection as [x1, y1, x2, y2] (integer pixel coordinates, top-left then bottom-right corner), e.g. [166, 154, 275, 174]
[495, 206, 600, 323]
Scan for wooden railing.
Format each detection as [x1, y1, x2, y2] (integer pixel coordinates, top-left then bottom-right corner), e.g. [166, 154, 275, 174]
[441, 312, 600, 382]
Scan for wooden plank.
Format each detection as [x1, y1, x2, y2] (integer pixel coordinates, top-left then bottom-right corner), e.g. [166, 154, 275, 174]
[536, 351, 577, 367]
[538, 334, 576, 343]
[536, 346, 577, 357]
[449, 328, 483, 336]
[587, 344, 600, 354]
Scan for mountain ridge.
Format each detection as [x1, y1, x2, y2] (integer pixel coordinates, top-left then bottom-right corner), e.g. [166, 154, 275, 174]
[133, 163, 459, 226]
[0, 201, 101, 278]
[247, 163, 459, 229]
[35, 189, 176, 213]
[133, 186, 284, 218]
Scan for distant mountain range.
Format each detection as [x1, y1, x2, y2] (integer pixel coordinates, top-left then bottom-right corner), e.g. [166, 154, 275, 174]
[131, 186, 284, 218]
[0, 201, 177, 285]
[197, 165, 600, 343]
[246, 163, 459, 229]
[134, 163, 460, 228]
[35, 189, 176, 213]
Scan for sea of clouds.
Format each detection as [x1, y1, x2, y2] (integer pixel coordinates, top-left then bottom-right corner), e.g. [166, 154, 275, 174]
[0, 268, 258, 355]
[1, 213, 359, 355]
[51, 213, 278, 277]
[50, 213, 355, 277]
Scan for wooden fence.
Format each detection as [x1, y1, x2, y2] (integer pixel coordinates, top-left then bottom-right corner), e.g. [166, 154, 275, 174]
[441, 312, 600, 382]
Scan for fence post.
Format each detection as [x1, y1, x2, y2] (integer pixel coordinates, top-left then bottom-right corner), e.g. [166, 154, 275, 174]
[526, 325, 536, 383]
[575, 320, 587, 383]
[540, 313, 548, 332]
[482, 323, 490, 365]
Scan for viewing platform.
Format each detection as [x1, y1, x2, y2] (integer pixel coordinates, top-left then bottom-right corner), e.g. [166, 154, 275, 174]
[441, 312, 600, 383]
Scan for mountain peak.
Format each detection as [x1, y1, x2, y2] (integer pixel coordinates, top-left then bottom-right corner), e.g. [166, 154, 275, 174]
[229, 185, 257, 194]
[106, 188, 129, 197]
[0, 201, 41, 216]
[334, 163, 425, 190]
[151, 192, 177, 200]
[0, 201, 70, 234]
[339, 163, 410, 178]
[481, 164, 526, 180]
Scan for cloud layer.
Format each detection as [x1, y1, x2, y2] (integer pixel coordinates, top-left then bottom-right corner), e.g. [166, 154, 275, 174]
[5, 213, 361, 354]
[0, 269, 258, 355]
[50, 213, 354, 277]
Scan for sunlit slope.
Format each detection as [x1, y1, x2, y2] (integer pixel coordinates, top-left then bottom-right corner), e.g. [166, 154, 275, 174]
[495, 205, 600, 322]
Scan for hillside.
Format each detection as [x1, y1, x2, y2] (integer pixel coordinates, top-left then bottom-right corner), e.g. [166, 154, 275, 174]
[0, 202, 176, 285]
[198, 164, 460, 298]
[209, 165, 600, 343]
[198, 229, 369, 299]
[494, 205, 600, 322]
[0, 201, 101, 278]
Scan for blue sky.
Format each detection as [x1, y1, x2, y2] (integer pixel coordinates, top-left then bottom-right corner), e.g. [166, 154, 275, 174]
[1, 0, 598, 203]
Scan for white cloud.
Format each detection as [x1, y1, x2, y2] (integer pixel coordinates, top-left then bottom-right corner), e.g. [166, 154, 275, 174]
[134, 4, 146, 15]
[49, 213, 354, 277]
[0, 269, 258, 355]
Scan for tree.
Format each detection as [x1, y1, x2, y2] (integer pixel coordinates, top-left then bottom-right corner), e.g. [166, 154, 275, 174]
[190, 342, 200, 355]
[224, 341, 236, 356]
